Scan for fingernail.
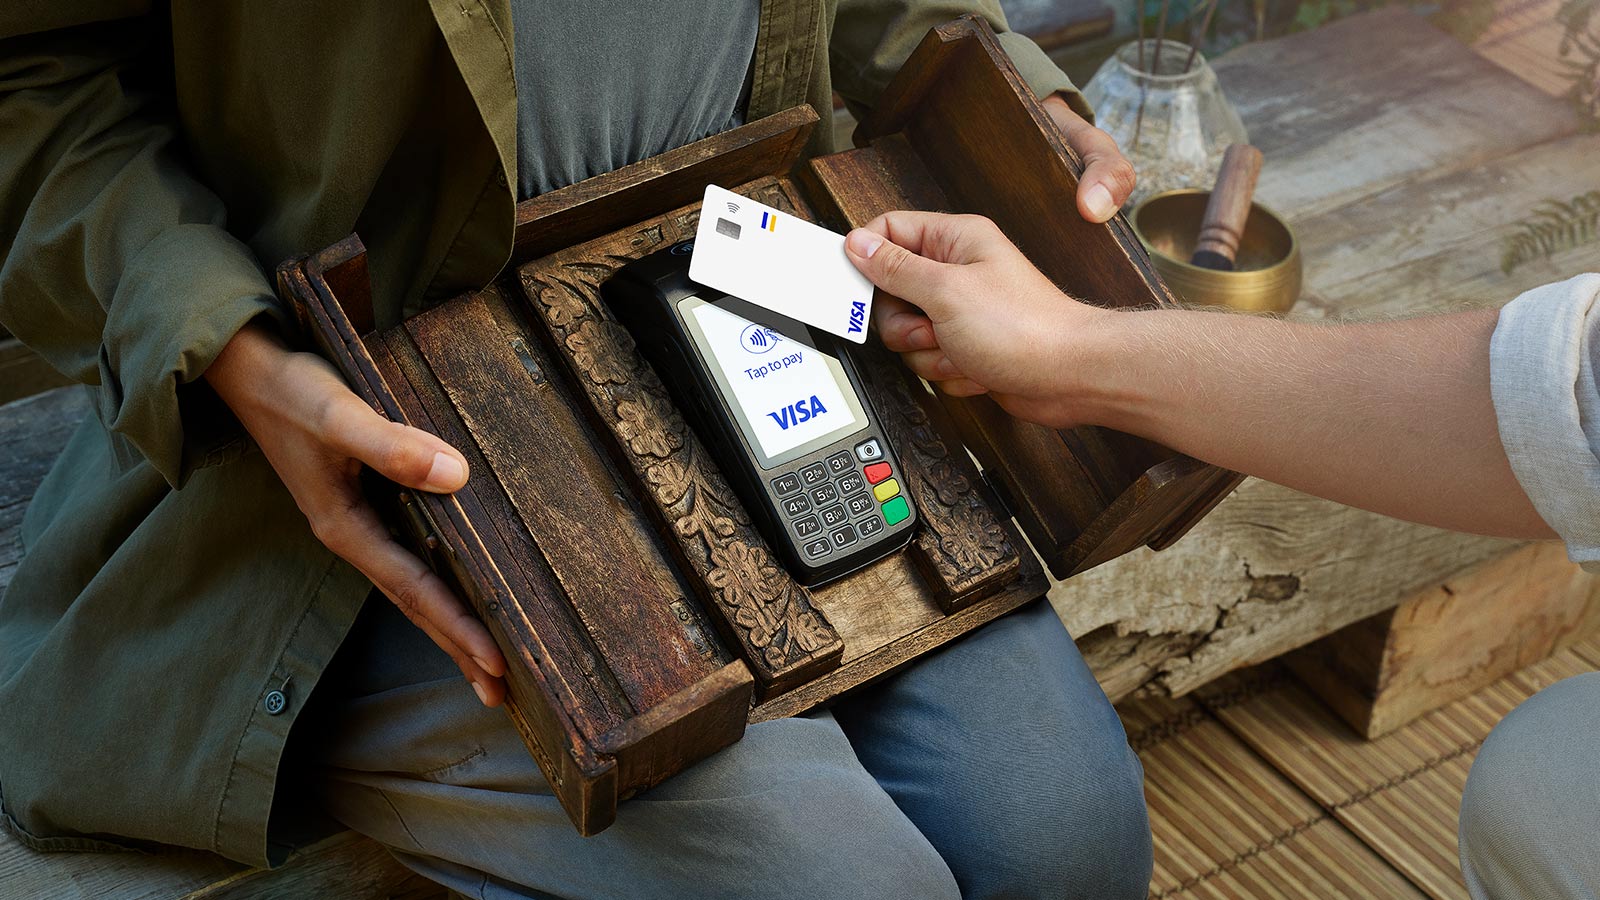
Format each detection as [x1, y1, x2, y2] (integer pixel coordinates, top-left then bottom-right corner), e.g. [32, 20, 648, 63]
[906, 323, 936, 351]
[471, 655, 495, 675]
[427, 452, 466, 490]
[1085, 183, 1116, 221]
[471, 681, 490, 706]
[846, 229, 883, 259]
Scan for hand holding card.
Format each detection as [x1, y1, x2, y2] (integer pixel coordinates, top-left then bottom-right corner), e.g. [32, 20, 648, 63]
[689, 185, 875, 344]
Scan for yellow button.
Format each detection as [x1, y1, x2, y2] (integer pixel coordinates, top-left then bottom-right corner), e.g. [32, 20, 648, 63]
[872, 478, 900, 503]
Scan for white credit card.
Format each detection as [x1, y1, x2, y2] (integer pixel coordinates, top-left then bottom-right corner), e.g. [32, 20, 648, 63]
[688, 184, 874, 344]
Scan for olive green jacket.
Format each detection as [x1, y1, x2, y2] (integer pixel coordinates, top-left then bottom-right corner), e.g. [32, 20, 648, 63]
[0, 0, 1077, 867]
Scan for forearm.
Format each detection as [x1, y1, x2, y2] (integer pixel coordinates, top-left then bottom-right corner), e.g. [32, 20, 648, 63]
[1074, 306, 1555, 539]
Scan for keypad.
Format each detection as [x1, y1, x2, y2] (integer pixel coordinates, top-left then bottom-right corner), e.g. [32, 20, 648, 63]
[777, 433, 914, 565]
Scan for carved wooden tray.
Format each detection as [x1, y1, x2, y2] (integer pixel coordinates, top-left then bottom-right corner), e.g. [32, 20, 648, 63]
[278, 16, 1239, 836]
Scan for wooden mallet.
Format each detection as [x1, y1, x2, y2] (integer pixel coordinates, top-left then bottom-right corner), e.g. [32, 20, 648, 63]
[1190, 143, 1264, 271]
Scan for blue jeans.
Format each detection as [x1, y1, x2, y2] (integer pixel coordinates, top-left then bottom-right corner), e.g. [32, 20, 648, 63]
[315, 598, 1152, 899]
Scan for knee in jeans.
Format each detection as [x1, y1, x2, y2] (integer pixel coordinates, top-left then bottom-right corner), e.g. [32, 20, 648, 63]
[977, 743, 1153, 900]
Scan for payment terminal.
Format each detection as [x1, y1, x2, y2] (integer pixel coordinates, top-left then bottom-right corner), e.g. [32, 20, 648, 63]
[601, 239, 917, 585]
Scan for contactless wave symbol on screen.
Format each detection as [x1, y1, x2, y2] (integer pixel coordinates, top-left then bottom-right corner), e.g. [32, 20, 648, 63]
[740, 323, 782, 354]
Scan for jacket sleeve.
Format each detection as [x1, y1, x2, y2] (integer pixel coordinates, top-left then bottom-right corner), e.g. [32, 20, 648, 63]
[1489, 273, 1600, 572]
[0, 15, 284, 487]
[829, 0, 1092, 121]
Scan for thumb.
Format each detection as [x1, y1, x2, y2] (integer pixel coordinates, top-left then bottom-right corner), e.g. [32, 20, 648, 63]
[845, 228, 951, 317]
[323, 395, 471, 494]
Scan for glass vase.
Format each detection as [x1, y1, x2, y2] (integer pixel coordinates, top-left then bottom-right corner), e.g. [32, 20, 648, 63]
[1081, 39, 1248, 207]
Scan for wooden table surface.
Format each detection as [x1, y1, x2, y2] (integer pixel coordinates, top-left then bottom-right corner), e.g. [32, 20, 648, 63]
[1059, 7, 1600, 701]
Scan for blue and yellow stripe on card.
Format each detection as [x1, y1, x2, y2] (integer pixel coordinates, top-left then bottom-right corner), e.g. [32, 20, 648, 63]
[760, 211, 777, 232]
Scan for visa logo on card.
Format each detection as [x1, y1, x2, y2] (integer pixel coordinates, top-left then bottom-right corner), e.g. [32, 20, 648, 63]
[689, 185, 874, 344]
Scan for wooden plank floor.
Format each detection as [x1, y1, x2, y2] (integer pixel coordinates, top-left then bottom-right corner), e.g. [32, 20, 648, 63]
[1122, 636, 1600, 899]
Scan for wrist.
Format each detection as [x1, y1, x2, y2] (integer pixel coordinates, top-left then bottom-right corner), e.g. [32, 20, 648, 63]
[1055, 305, 1162, 434]
[205, 320, 288, 414]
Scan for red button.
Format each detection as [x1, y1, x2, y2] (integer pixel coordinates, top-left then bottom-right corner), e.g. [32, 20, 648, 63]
[865, 462, 892, 484]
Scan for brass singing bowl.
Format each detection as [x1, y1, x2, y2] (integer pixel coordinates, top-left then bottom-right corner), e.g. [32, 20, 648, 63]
[1131, 189, 1302, 314]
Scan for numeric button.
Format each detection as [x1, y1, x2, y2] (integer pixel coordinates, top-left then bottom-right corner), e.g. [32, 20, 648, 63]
[782, 494, 812, 518]
[794, 515, 822, 538]
[836, 472, 864, 496]
[771, 473, 802, 497]
[829, 525, 859, 549]
[847, 493, 874, 517]
[811, 483, 838, 506]
[820, 504, 848, 528]
[800, 463, 828, 487]
[826, 451, 854, 474]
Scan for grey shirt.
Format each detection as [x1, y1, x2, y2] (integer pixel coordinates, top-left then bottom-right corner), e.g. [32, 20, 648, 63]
[510, 0, 761, 199]
[1491, 273, 1600, 570]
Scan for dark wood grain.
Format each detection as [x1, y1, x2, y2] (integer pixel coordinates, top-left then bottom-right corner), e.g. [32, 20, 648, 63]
[404, 287, 724, 710]
[512, 106, 817, 264]
[285, 251, 626, 832]
[1060, 457, 1244, 576]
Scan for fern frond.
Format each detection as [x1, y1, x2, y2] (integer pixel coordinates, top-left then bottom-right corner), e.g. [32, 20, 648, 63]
[1500, 190, 1600, 275]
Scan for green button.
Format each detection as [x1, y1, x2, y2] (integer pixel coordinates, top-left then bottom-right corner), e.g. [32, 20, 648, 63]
[882, 496, 910, 526]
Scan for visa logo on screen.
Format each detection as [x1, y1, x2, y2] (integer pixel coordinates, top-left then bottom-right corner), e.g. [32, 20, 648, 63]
[767, 395, 829, 430]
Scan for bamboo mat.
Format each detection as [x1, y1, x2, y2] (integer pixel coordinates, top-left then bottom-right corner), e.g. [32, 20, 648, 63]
[1120, 695, 1426, 898]
[1183, 647, 1599, 900]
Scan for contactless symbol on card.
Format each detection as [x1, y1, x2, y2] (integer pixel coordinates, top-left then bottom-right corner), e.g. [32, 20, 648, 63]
[690, 185, 875, 344]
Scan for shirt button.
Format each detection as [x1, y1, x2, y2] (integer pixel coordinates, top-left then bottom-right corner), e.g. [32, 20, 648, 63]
[263, 690, 288, 716]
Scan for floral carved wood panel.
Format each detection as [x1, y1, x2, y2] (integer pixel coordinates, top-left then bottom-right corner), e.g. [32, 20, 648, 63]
[853, 343, 1022, 611]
